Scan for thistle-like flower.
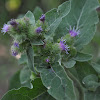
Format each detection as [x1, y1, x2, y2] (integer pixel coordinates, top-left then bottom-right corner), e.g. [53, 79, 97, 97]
[36, 26, 43, 33]
[1, 24, 10, 34]
[59, 39, 70, 54]
[69, 26, 80, 37]
[12, 50, 18, 56]
[40, 14, 45, 22]
[14, 42, 19, 48]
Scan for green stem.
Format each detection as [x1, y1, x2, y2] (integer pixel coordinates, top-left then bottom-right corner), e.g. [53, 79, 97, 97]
[64, 68, 84, 100]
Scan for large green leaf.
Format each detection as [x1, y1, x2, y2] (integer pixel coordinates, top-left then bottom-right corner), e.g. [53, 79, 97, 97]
[38, 62, 76, 100]
[25, 11, 35, 25]
[45, 1, 71, 38]
[2, 94, 31, 100]
[45, 1, 71, 25]
[33, 7, 43, 21]
[34, 92, 55, 100]
[75, 62, 97, 82]
[20, 66, 31, 88]
[82, 74, 100, 91]
[18, 53, 28, 65]
[57, 1, 71, 18]
[31, 39, 44, 45]
[73, 52, 93, 62]
[62, 59, 76, 68]
[85, 87, 100, 100]
[46, 18, 62, 40]
[46, 8, 58, 26]
[9, 70, 21, 90]
[1, 78, 47, 100]
[54, 0, 99, 48]
[26, 46, 35, 73]
[91, 62, 100, 74]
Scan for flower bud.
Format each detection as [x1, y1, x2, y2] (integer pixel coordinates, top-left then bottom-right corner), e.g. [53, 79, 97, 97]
[35, 26, 43, 34]
[40, 14, 45, 23]
[46, 58, 50, 63]
[12, 50, 18, 56]
[13, 42, 19, 48]
[10, 19, 18, 27]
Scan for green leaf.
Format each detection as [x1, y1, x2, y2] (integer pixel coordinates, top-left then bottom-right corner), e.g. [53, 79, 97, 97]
[45, 8, 58, 26]
[45, 1, 71, 38]
[20, 66, 31, 88]
[62, 59, 76, 68]
[30, 71, 37, 80]
[85, 87, 100, 100]
[45, 1, 71, 26]
[1, 94, 31, 100]
[69, 67, 79, 79]
[82, 74, 100, 91]
[26, 46, 35, 73]
[75, 62, 97, 82]
[31, 39, 44, 45]
[34, 92, 55, 100]
[45, 18, 62, 40]
[57, 1, 71, 18]
[38, 62, 76, 100]
[1, 78, 47, 100]
[91, 62, 100, 74]
[33, 6, 43, 21]
[54, 0, 99, 48]
[73, 52, 93, 62]
[18, 53, 28, 65]
[25, 11, 35, 25]
[17, 14, 24, 18]
[9, 70, 21, 90]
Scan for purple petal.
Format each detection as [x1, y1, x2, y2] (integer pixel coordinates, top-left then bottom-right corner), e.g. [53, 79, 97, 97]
[14, 42, 19, 48]
[59, 39, 70, 54]
[69, 26, 80, 37]
[1, 24, 10, 34]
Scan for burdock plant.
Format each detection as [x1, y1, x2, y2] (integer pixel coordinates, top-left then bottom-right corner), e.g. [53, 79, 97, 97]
[1, 0, 100, 100]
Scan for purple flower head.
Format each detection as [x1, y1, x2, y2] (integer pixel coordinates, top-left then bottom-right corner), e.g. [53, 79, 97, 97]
[36, 26, 43, 33]
[40, 14, 45, 22]
[12, 50, 18, 56]
[69, 26, 80, 37]
[59, 39, 70, 54]
[1, 24, 10, 34]
[14, 42, 19, 48]
[46, 58, 50, 63]
[10, 19, 18, 27]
